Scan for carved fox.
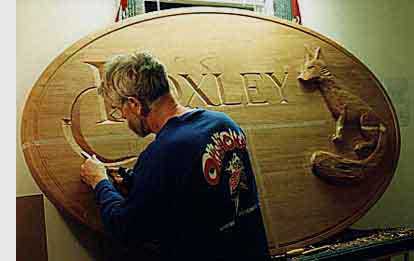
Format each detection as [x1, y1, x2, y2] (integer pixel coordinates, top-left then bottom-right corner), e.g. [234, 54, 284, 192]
[297, 46, 387, 184]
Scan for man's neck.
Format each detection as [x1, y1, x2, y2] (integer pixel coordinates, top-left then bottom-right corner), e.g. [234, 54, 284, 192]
[146, 94, 190, 133]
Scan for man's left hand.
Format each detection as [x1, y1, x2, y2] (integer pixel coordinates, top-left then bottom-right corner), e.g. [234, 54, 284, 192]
[80, 155, 107, 189]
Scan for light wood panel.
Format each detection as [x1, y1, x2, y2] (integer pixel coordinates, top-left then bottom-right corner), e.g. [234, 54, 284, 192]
[21, 8, 400, 254]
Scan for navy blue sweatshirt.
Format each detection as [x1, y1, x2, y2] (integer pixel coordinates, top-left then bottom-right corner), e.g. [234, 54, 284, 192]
[95, 109, 269, 261]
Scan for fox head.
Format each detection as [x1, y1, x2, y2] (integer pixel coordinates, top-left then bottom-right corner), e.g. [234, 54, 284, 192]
[298, 46, 331, 83]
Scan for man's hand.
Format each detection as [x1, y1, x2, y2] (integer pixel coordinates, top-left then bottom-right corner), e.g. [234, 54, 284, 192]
[107, 167, 124, 185]
[80, 155, 107, 189]
[106, 167, 130, 196]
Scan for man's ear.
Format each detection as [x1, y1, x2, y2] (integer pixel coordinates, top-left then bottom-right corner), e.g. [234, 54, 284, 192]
[126, 97, 141, 114]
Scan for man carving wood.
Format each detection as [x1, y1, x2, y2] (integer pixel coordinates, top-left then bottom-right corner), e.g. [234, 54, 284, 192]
[80, 51, 270, 260]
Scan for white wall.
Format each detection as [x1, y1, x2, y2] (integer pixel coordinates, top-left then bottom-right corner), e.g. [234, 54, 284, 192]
[17, 1, 117, 260]
[299, 0, 414, 228]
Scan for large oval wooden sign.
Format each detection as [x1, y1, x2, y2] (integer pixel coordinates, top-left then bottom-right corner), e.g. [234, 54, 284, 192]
[21, 8, 400, 254]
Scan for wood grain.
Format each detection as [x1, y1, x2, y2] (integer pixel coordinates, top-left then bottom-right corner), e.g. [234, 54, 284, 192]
[20, 8, 400, 254]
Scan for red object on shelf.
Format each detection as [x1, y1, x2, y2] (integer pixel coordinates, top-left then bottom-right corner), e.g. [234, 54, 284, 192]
[121, 0, 128, 10]
[116, 0, 129, 22]
[291, 0, 301, 24]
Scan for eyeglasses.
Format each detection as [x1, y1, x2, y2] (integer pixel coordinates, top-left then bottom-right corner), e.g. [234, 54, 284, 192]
[109, 107, 124, 120]
[108, 98, 127, 120]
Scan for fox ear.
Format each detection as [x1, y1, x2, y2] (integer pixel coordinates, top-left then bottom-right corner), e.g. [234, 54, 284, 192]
[314, 47, 321, 59]
[305, 52, 310, 62]
[304, 44, 313, 61]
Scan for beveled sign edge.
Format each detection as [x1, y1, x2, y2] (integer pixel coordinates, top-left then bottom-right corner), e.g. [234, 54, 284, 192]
[20, 7, 401, 252]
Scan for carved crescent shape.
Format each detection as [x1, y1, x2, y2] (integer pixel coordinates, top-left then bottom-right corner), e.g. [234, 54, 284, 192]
[61, 86, 137, 167]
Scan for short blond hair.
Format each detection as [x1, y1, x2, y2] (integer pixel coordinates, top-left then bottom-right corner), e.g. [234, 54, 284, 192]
[100, 52, 170, 115]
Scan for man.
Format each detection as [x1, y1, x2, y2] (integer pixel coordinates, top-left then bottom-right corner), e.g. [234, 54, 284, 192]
[80, 52, 270, 260]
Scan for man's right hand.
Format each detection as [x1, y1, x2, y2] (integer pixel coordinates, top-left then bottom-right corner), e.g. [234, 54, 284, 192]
[80, 155, 107, 189]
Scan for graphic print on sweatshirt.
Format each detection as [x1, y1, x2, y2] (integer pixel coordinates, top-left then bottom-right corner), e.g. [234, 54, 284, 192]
[202, 128, 258, 230]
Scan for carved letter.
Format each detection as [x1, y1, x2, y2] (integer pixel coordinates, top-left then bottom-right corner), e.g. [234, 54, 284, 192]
[168, 74, 183, 101]
[179, 74, 220, 106]
[264, 67, 289, 104]
[83, 61, 123, 125]
[213, 73, 242, 106]
[240, 73, 268, 105]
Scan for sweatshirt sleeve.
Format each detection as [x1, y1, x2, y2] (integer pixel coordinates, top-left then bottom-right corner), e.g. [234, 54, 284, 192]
[95, 179, 124, 205]
[94, 151, 165, 246]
